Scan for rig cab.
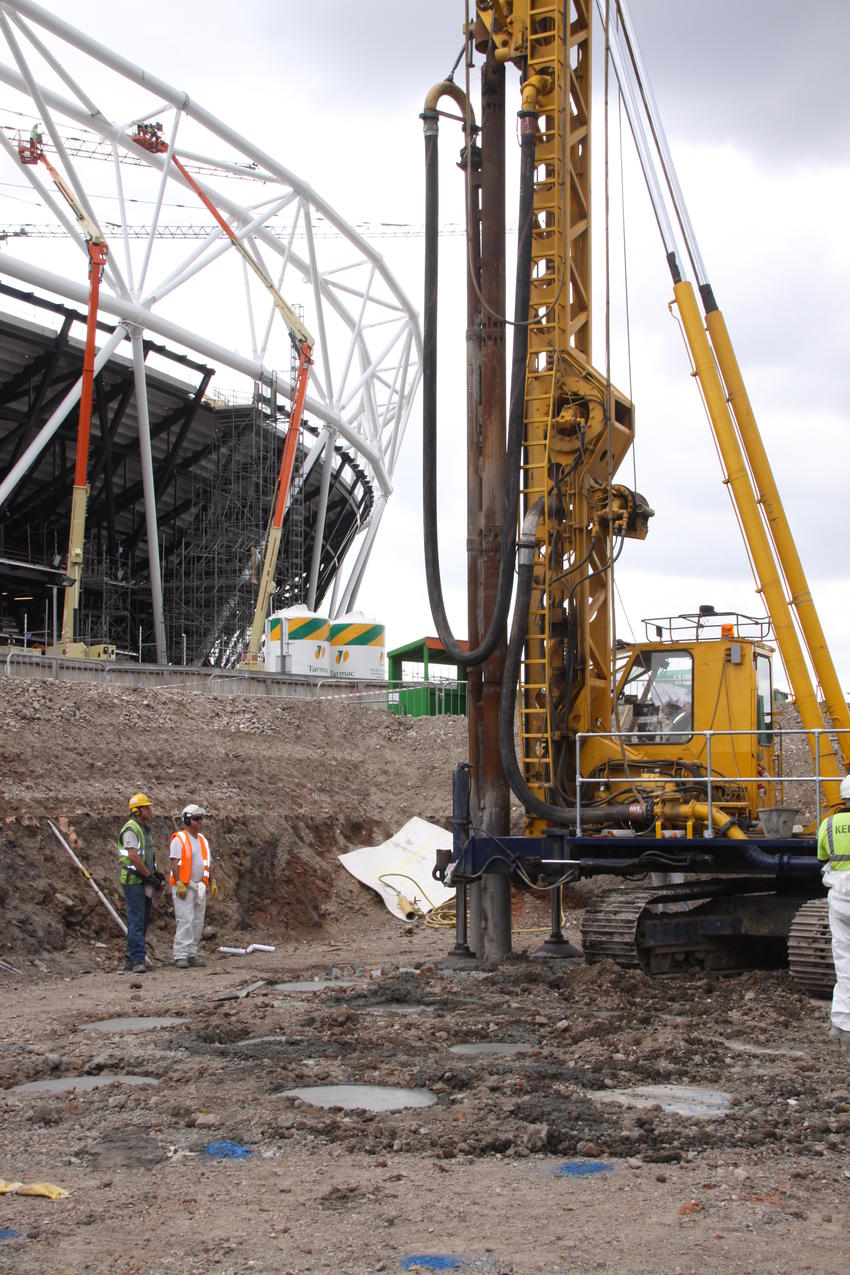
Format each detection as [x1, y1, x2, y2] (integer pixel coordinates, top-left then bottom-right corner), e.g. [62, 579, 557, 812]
[578, 608, 780, 834]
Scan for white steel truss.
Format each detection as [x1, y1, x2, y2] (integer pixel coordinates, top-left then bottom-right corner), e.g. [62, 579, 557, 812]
[0, 0, 421, 626]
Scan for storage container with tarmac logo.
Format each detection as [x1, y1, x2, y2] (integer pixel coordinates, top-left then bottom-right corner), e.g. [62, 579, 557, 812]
[262, 605, 330, 675]
[329, 612, 385, 680]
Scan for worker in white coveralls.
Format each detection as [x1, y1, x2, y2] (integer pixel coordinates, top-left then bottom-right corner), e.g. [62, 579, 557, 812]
[817, 774, 850, 1041]
[170, 803, 217, 969]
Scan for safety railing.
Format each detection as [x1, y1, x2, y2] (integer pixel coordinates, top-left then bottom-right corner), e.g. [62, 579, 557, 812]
[574, 725, 850, 834]
[2, 651, 468, 716]
[278, 678, 467, 717]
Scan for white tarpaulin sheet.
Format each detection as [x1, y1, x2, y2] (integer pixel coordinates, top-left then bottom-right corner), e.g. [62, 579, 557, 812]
[338, 817, 455, 922]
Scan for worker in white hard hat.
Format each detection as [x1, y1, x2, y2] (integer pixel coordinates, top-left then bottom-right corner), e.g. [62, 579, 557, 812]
[169, 803, 217, 969]
[118, 792, 164, 973]
[817, 774, 850, 1041]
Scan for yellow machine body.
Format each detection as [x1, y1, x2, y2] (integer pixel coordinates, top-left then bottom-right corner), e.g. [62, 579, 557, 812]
[471, 0, 844, 836]
[576, 635, 778, 829]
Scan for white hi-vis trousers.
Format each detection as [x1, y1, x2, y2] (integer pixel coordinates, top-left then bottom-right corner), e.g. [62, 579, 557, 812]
[172, 883, 207, 960]
[824, 870, 850, 1031]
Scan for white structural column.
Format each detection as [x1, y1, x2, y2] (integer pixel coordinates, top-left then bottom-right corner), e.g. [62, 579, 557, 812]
[335, 496, 387, 616]
[306, 430, 336, 611]
[130, 328, 167, 664]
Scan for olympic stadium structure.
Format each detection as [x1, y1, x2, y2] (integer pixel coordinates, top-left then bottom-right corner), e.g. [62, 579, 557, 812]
[0, 1, 421, 665]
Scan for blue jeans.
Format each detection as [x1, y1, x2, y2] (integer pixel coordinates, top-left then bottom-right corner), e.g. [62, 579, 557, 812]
[123, 882, 152, 965]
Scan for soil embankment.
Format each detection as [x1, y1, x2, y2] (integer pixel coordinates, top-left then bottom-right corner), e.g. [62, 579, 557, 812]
[0, 679, 846, 1274]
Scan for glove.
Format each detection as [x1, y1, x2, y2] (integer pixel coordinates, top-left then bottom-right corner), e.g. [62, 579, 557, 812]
[176, 881, 188, 899]
[210, 880, 219, 901]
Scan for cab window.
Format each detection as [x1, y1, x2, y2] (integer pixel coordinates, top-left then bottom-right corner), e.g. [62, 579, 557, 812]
[756, 653, 773, 746]
[617, 650, 694, 744]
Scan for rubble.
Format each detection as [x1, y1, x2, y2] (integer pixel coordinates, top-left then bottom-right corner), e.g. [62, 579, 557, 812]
[0, 678, 847, 1272]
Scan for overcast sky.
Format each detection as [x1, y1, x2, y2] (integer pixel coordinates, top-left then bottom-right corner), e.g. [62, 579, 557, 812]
[2, 1, 849, 692]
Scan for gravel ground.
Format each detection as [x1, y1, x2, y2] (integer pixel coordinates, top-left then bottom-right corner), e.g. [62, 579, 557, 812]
[0, 677, 847, 1273]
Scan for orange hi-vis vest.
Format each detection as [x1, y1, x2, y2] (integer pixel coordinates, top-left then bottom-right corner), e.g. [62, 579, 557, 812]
[169, 829, 211, 887]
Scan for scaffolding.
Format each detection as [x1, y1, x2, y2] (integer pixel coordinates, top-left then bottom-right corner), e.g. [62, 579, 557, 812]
[166, 395, 282, 666]
[70, 393, 291, 664]
[1, 294, 376, 666]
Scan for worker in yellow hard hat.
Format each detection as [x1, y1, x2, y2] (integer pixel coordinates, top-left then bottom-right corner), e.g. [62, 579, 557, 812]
[117, 792, 163, 973]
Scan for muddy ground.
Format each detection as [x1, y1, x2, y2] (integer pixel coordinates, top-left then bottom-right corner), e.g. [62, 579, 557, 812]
[0, 678, 847, 1274]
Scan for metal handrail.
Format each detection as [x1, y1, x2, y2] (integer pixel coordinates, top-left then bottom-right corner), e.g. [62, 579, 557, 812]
[575, 724, 850, 829]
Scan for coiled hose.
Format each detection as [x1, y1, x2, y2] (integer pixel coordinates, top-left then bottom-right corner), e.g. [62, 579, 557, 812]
[422, 97, 536, 666]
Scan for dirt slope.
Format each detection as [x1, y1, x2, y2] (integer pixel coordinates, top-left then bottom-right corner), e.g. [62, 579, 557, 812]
[1, 678, 848, 1275]
[0, 678, 468, 969]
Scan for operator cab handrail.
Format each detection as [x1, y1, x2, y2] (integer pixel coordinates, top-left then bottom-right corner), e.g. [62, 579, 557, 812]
[641, 609, 773, 643]
[575, 724, 850, 830]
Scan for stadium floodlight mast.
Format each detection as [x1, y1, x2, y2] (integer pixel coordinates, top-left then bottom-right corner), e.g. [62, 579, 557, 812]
[0, 0, 422, 664]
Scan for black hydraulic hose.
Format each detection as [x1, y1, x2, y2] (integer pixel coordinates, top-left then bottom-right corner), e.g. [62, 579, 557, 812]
[421, 106, 536, 666]
[738, 843, 821, 878]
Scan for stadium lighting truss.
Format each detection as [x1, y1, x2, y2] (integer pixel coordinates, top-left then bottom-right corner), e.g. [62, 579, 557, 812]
[0, 0, 422, 638]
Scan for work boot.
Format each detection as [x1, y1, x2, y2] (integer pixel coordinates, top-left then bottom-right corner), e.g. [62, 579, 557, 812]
[187, 956, 206, 968]
[131, 963, 147, 974]
[173, 958, 189, 969]
[123, 958, 134, 973]
[829, 1025, 850, 1042]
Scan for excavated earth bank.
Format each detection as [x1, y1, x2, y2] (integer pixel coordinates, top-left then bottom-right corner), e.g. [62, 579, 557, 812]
[0, 679, 847, 1274]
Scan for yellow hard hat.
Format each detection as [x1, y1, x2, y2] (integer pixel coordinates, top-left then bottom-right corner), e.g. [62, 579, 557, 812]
[128, 791, 152, 812]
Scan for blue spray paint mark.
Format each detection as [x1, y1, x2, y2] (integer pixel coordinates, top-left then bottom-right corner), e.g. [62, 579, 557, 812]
[0, 1229, 21, 1241]
[556, 1160, 613, 1177]
[399, 1258, 461, 1271]
[205, 1141, 253, 1159]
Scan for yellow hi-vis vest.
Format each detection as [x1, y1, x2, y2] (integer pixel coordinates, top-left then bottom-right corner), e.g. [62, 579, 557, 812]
[118, 817, 155, 885]
[169, 829, 211, 887]
[817, 812, 850, 870]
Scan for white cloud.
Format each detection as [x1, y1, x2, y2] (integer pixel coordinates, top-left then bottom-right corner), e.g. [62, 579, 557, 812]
[2, 1, 847, 689]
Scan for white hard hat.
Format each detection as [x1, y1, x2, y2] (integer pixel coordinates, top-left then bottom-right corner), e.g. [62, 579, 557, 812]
[182, 802, 206, 822]
[841, 775, 850, 803]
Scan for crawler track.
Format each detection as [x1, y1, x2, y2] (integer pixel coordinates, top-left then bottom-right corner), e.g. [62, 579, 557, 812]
[582, 879, 808, 976]
[787, 898, 834, 998]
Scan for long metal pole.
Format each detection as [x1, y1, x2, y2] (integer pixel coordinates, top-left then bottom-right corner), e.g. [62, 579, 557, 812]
[130, 328, 167, 664]
[307, 430, 336, 610]
[476, 56, 511, 961]
[465, 96, 484, 959]
[47, 819, 127, 934]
